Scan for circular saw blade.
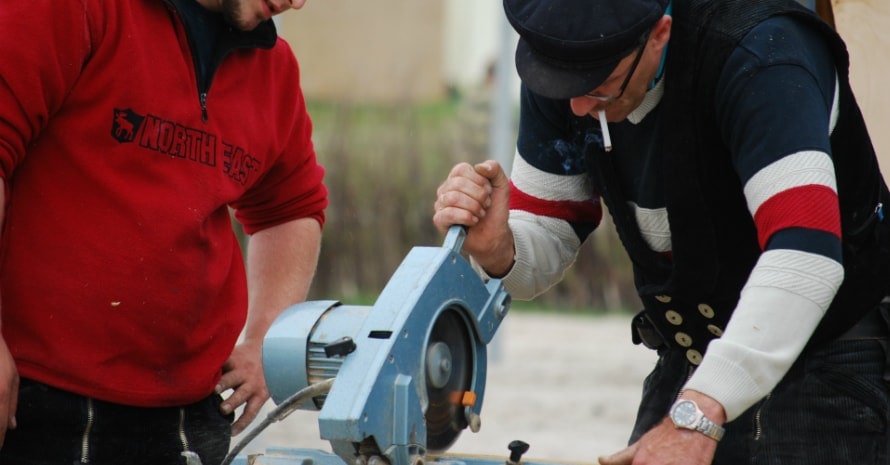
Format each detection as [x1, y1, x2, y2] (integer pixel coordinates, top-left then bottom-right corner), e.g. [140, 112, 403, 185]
[425, 308, 474, 452]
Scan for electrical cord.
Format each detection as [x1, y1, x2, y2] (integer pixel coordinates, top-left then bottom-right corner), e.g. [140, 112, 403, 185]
[219, 378, 336, 465]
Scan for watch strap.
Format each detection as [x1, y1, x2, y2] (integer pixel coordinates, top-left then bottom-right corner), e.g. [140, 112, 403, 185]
[695, 415, 725, 441]
[670, 398, 725, 442]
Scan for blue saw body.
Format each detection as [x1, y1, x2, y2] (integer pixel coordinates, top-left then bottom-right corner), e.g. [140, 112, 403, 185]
[245, 227, 515, 465]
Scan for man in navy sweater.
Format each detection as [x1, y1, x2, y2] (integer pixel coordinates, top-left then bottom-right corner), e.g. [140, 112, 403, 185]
[435, 0, 890, 463]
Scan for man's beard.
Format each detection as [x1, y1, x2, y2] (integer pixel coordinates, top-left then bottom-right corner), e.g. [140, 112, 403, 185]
[219, 0, 257, 31]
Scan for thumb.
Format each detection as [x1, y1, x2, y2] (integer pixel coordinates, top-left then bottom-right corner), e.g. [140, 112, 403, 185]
[473, 160, 509, 189]
[473, 160, 510, 215]
[598, 443, 638, 465]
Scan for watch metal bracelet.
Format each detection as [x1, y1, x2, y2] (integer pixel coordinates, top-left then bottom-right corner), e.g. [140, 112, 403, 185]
[670, 398, 725, 442]
[695, 415, 725, 441]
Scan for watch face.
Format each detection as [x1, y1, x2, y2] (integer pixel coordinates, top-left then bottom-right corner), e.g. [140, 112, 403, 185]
[672, 400, 698, 427]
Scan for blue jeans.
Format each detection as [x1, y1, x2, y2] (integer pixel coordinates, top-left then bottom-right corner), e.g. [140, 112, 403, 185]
[0, 379, 233, 465]
[631, 334, 890, 464]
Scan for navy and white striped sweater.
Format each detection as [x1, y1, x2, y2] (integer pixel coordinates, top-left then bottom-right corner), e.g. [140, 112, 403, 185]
[500, 15, 847, 420]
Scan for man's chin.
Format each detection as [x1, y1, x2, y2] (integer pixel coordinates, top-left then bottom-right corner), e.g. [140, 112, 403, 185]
[220, 0, 265, 31]
[225, 14, 264, 31]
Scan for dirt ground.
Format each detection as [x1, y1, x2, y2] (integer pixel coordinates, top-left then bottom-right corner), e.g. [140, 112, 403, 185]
[233, 312, 657, 464]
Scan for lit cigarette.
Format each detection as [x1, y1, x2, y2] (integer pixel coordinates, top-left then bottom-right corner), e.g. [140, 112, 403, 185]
[598, 110, 612, 152]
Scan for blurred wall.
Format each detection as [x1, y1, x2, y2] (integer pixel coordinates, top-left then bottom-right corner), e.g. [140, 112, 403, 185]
[442, 0, 505, 88]
[834, 0, 890, 172]
[278, 2, 445, 102]
[277, 2, 511, 103]
[277, 1, 887, 162]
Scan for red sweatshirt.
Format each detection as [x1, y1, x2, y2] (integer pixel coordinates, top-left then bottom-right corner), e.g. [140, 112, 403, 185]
[0, 0, 327, 406]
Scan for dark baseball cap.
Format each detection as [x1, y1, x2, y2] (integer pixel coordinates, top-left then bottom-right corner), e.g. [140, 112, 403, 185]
[504, 0, 669, 100]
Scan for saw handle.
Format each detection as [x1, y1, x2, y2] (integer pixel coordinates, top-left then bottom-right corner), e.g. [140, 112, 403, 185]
[443, 225, 468, 254]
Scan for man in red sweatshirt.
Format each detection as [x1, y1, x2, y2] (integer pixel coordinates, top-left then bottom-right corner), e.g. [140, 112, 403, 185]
[0, 0, 328, 463]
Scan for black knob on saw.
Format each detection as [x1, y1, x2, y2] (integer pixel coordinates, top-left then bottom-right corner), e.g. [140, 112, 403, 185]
[507, 440, 530, 464]
[324, 337, 356, 357]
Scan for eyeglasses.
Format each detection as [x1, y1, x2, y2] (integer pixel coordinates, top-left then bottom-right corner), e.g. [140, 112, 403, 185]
[585, 31, 650, 103]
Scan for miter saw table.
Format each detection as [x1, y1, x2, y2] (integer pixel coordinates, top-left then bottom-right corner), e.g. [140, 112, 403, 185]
[216, 227, 569, 465]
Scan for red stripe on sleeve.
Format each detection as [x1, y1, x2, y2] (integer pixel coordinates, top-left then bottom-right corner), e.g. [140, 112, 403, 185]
[753, 184, 841, 249]
[509, 181, 603, 225]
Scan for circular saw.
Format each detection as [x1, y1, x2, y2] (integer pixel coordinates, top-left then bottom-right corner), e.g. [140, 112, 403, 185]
[262, 226, 511, 465]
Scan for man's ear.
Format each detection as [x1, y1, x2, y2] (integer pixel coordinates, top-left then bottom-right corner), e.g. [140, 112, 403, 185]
[650, 15, 673, 53]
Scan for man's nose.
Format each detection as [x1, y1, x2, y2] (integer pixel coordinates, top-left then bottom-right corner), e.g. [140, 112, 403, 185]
[569, 97, 599, 117]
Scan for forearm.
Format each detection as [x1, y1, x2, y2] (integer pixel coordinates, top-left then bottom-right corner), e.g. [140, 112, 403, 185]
[466, 225, 515, 278]
[685, 249, 843, 420]
[243, 217, 322, 345]
[478, 211, 581, 300]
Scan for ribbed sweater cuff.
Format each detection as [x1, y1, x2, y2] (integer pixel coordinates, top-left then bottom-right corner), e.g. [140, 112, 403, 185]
[684, 344, 768, 421]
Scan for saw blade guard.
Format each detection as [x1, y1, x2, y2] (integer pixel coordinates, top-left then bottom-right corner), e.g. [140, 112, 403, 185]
[262, 226, 511, 465]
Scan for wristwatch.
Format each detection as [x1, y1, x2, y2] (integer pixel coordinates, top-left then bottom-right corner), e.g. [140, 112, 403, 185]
[669, 399, 725, 441]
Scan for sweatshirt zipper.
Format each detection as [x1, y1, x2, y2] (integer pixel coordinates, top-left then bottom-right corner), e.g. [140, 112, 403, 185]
[200, 92, 209, 123]
[79, 398, 95, 463]
[165, 0, 277, 124]
[168, 2, 218, 123]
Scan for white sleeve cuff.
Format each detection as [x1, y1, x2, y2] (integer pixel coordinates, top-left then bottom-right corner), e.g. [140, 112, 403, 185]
[473, 211, 581, 301]
[685, 250, 843, 420]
